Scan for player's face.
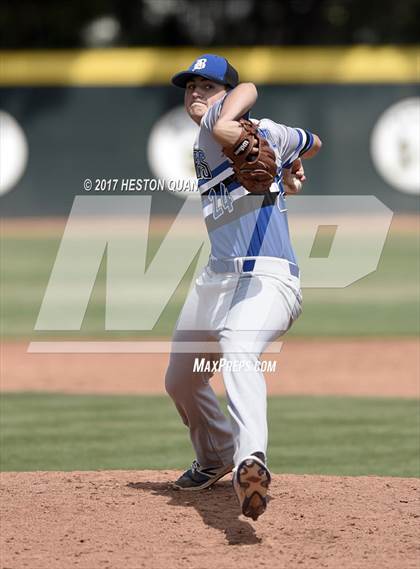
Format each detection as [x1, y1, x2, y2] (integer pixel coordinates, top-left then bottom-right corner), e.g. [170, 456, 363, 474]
[184, 77, 227, 124]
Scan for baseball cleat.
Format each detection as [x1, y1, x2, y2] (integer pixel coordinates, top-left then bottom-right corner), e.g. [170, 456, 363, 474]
[173, 459, 234, 491]
[233, 454, 271, 521]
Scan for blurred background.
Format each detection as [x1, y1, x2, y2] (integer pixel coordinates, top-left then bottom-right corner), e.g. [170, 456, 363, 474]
[0, 0, 418, 475]
[1, 0, 419, 336]
[1, 0, 420, 47]
[0, 0, 419, 214]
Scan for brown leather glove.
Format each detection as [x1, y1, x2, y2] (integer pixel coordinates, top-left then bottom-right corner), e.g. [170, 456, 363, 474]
[223, 119, 277, 194]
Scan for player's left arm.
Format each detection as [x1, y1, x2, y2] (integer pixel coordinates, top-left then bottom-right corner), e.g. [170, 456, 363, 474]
[299, 132, 322, 159]
[289, 134, 322, 180]
[283, 132, 322, 193]
[211, 83, 258, 145]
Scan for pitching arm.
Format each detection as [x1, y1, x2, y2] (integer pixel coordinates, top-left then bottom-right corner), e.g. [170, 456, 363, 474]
[211, 83, 258, 146]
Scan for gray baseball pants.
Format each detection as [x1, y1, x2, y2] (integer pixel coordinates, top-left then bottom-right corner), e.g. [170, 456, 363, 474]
[165, 263, 302, 468]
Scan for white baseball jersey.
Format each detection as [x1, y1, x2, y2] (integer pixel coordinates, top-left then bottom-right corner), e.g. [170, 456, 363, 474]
[193, 94, 314, 268]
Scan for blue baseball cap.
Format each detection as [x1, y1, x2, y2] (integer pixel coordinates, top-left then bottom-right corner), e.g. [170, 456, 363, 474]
[171, 54, 239, 89]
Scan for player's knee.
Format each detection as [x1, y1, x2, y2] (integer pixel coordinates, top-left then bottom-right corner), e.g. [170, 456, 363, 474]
[219, 336, 255, 356]
[165, 365, 181, 399]
[164, 367, 190, 427]
[164, 356, 191, 399]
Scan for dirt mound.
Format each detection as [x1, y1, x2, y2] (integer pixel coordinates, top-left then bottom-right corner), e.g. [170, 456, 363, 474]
[1, 470, 418, 569]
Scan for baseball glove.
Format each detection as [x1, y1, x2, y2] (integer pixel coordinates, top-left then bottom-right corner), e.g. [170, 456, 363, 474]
[223, 119, 277, 194]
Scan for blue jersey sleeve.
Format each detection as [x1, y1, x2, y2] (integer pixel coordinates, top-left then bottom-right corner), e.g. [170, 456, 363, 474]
[281, 127, 314, 168]
[259, 119, 314, 168]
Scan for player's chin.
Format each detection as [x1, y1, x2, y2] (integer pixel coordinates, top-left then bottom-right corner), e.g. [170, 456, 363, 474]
[188, 106, 206, 121]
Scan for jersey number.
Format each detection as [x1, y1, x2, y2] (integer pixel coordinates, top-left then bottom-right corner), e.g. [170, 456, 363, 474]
[209, 182, 234, 220]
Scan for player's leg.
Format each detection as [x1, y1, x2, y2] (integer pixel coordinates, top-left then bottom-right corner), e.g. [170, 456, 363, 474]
[218, 273, 301, 518]
[165, 329, 234, 471]
[164, 271, 235, 488]
[219, 272, 301, 465]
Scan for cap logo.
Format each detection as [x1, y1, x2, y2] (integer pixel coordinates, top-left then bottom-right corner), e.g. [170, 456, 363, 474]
[192, 58, 207, 71]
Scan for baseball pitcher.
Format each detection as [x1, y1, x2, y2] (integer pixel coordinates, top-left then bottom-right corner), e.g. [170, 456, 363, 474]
[166, 54, 322, 520]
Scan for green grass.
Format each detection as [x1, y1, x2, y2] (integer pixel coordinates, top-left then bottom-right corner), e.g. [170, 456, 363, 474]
[290, 232, 420, 337]
[1, 393, 418, 477]
[1, 223, 419, 338]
